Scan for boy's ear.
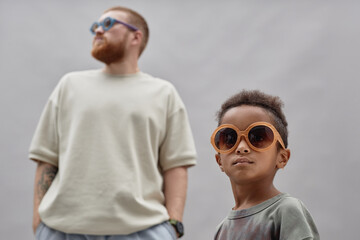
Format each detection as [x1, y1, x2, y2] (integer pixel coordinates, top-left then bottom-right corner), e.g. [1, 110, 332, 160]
[276, 149, 291, 169]
[215, 154, 225, 172]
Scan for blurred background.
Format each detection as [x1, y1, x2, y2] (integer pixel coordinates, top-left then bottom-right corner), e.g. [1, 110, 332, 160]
[1, 0, 359, 239]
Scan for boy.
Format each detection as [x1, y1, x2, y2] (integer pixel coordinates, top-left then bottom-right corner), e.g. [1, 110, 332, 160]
[211, 90, 319, 239]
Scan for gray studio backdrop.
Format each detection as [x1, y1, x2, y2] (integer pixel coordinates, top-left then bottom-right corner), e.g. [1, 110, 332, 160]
[1, 0, 359, 239]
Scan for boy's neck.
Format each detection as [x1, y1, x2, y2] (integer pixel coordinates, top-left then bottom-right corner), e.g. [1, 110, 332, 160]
[230, 182, 281, 211]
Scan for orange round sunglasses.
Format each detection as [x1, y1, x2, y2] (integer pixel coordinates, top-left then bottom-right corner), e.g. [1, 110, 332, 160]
[211, 122, 285, 154]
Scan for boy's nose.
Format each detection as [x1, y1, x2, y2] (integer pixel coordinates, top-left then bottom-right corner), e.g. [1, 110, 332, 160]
[235, 137, 251, 154]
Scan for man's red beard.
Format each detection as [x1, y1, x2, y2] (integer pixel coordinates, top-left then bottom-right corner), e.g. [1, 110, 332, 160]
[91, 35, 127, 65]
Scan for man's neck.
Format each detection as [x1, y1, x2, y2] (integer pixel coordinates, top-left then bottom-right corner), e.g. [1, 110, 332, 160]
[103, 58, 139, 75]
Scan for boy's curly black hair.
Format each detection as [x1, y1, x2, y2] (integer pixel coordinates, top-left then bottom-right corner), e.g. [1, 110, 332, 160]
[216, 90, 289, 148]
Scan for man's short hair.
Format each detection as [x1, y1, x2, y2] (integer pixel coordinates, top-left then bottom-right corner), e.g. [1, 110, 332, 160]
[104, 6, 149, 56]
[216, 89, 289, 148]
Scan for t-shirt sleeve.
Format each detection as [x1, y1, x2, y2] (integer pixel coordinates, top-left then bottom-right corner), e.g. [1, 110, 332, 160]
[28, 81, 62, 166]
[214, 217, 226, 240]
[278, 198, 320, 240]
[158, 86, 197, 171]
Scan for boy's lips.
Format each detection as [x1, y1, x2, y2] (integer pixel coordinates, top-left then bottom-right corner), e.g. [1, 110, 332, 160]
[232, 157, 254, 165]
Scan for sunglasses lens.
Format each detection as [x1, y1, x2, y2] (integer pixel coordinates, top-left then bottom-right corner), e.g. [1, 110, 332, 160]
[103, 18, 112, 30]
[248, 125, 274, 149]
[90, 23, 98, 34]
[215, 128, 238, 151]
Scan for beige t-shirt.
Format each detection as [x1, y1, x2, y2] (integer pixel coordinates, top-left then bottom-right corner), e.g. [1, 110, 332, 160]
[29, 70, 197, 235]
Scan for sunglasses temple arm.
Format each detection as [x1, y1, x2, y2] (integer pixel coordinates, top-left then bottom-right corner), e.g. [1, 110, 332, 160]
[115, 20, 138, 31]
[277, 134, 286, 149]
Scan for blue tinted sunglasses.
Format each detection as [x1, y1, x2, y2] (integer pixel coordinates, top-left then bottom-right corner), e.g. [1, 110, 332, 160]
[90, 17, 138, 34]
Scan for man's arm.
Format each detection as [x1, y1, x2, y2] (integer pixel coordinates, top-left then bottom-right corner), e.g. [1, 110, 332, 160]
[32, 160, 58, 234]
[163, 166, 189, 222]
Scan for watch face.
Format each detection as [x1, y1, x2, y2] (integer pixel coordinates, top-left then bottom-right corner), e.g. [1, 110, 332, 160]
[169, 220, 184, 237]
[176, 221, 184, 234]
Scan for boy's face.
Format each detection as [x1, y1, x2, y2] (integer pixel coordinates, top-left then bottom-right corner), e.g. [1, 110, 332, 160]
[215, 105, 290, 185]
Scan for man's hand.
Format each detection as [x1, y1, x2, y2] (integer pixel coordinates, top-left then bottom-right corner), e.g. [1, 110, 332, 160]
[32, 211, 41, 234]
[163, 166, 188, 221]
[163, 166, 189, 238]
[32, 160, 58, 234]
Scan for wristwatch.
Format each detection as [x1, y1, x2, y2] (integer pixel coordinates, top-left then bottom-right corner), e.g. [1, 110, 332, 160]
[169, 219, 184, 238]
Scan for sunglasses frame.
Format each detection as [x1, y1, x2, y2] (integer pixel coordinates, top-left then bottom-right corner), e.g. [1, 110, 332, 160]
[211, 121, 285, 154]
[90, 17, 138, 35]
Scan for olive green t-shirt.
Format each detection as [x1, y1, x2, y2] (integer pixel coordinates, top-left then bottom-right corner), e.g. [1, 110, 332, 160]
[215, 193, 319, 240]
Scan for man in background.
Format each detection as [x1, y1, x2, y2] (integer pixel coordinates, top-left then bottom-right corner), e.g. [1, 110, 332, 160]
[30, 6, 196, 239]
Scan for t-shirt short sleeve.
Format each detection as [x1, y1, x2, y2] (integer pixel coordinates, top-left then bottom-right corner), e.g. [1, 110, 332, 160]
[278, 197, 320, 240]
[158, 86, 197, 171]
[28, 79, 63, 166]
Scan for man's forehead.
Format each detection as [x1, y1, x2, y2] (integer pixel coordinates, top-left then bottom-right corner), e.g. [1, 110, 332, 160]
[99, 10, 128, 21]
